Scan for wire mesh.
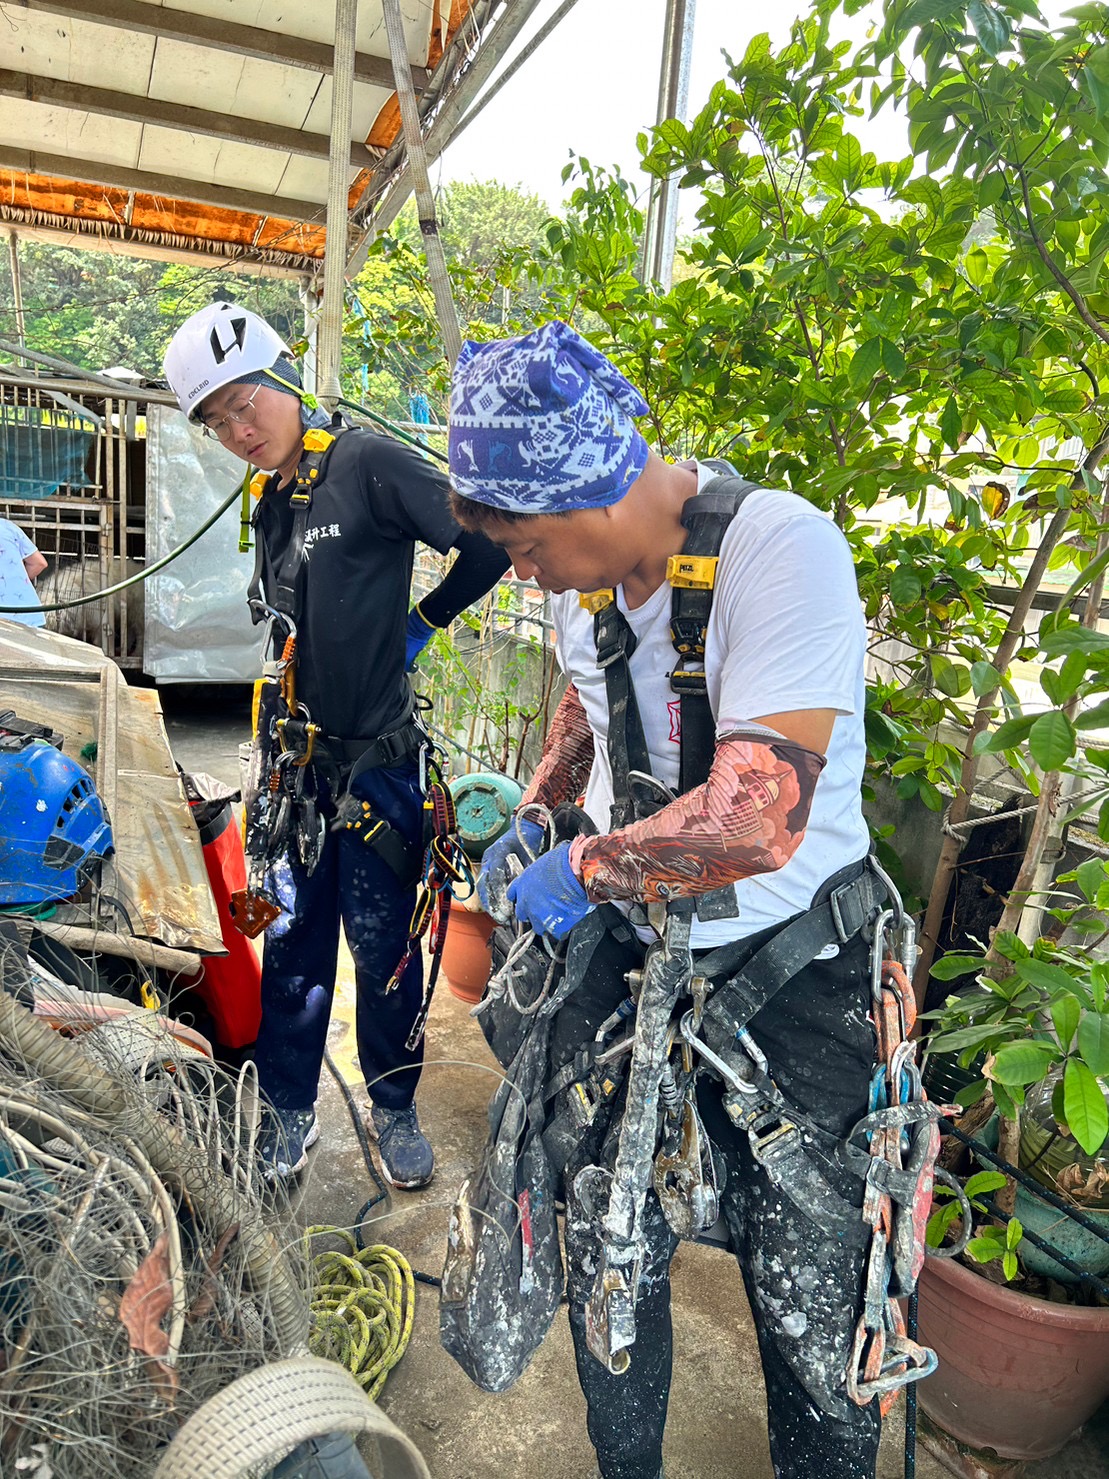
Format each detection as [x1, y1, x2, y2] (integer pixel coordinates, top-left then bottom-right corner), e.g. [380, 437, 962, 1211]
[0, 940, 310, 1479]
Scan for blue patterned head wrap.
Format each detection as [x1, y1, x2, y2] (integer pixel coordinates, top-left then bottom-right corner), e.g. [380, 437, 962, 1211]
[449, 321, 650, 513]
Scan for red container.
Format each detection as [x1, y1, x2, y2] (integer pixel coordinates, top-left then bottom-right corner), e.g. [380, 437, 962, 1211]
[916, 1250, 1109, 1460]
[192, 801, 262, 1049]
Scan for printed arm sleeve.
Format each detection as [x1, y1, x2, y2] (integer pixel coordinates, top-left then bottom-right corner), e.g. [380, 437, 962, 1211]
[417, 530, 511, 627]
[520, 683, 596, 812]
[569, 728, 825, 904]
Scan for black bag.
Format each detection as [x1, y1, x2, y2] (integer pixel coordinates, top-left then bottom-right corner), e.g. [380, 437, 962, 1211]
[439, 1017, 563, 1392]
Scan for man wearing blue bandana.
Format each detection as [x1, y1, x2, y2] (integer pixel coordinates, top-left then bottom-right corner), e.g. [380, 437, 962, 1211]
[163, 303, 508, 1189]
[447, 321, 885, 1478]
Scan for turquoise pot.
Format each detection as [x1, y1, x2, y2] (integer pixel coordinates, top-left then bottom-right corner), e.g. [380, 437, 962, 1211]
[448, 771, 524, 859]
[979, 1116, 1109, 1283]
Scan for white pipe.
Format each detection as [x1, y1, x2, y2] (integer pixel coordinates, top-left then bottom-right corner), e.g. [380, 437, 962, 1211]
[317, 0, 359, 408]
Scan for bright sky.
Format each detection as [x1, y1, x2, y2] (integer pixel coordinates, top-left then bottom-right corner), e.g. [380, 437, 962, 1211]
[440, 0, 903, 209]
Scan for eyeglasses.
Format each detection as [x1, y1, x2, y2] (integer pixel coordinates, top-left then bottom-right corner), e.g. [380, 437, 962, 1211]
[201, 386, 262, 440]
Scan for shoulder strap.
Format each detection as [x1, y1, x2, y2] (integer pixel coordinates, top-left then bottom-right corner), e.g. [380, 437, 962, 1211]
[251, 417, 351, 640]
[669, 473, 762, 793]
[579, 589, 653, 829]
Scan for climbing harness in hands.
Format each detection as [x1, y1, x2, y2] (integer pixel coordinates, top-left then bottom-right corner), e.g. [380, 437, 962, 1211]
[385, 756, 474, 1051]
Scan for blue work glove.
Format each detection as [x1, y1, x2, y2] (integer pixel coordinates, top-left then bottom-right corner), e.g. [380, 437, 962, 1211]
[478, 815, 545, 923]
[405, 604, 437, 670]
[507, 841, 592, 942]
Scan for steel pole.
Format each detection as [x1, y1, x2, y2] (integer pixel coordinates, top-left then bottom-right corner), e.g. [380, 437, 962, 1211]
[317, 0, 358, 409]
[8, 230, 26, 345]
[641, 0, 696, 290]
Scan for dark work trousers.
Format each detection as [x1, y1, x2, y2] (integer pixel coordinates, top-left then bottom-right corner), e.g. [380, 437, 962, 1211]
[254, 759, 425, 1113]
[559, 920, 880, 1479]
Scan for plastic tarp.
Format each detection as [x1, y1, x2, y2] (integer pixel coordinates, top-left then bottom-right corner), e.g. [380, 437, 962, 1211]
[0, 406, 95, 499]
[0, 619, 224, 954]
[144, 404, 264, 682]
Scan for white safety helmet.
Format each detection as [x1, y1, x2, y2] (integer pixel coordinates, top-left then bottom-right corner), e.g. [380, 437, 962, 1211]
[163, 302, 290, 420]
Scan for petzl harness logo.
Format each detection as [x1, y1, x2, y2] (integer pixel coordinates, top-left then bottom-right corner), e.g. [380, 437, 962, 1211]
[209, 316, 247, 364]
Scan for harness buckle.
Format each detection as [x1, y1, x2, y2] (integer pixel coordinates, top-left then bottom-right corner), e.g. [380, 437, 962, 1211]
[829, 873, 875, 944]
[668, 665, 707, 694]
[579, 588, 615, 614]
[666, 553, 719, 590]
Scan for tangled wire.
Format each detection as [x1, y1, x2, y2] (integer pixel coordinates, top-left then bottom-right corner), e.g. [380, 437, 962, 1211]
[0, 949, 310, 1479]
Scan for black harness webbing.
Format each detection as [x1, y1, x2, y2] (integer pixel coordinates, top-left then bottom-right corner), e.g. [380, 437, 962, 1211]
[669, 477, 762, 792]
[243, 417, 425, 886]
[579, 472, 762, 830]
[696, 857, 884, 1037]
[246, 416, 350, 635]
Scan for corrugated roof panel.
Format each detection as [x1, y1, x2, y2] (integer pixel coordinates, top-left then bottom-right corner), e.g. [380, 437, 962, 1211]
[138, 125, 298, 199]
[146, 37, 324, 130]
[302, 76, 393, 139]
[1, 9, 156, 93]
[274, 155, 337, 208]
[0, 99, 143, 170]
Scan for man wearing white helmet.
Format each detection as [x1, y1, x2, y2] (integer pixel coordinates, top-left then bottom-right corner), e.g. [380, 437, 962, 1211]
[164, 301, 508, 1187]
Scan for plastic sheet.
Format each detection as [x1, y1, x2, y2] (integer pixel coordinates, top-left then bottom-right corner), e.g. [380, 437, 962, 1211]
[144, 405, 263, 682]
[0, 619, 224, 954]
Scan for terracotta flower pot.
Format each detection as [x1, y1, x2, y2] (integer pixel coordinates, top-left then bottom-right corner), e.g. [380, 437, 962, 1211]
[441, 906, 496, 1006]
[916, 1251, 1109, 1460]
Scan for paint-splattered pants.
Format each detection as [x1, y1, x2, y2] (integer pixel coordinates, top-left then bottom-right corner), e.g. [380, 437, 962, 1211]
[254, 759, 425, 1113]
[561, 923, 881, 1479]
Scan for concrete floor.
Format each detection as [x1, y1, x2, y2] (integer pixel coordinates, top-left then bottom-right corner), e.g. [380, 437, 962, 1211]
[160, 688, 1108, 1479]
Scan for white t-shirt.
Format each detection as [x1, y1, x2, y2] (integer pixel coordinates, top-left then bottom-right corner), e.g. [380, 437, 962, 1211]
[550, 472, 870, 948]
[0, 519, 45, 628]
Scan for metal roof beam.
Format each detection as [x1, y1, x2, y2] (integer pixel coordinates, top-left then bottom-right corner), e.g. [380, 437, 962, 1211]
[0, 69, 378, 168]
[18, 0, 429, 92]
[0, 147, 324, 225]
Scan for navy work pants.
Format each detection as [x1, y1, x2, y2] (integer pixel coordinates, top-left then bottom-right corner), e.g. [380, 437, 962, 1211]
[559, 922, 881, 1479]
[254, 759, 425, 1113]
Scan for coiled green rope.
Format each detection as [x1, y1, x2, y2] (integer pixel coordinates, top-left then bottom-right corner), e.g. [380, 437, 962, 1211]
[304, 1227, 416, 1401]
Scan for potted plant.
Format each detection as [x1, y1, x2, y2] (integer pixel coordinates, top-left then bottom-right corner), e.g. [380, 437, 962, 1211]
[916, 850, 1109, 1463]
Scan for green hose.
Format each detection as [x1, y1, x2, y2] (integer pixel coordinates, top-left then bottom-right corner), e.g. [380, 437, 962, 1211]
[0, 481, 243, 614]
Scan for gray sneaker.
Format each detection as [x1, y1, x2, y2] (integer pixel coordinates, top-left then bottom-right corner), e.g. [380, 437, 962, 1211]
[259, 1105, 320, 1179]
[366, 1103, 434, 1189]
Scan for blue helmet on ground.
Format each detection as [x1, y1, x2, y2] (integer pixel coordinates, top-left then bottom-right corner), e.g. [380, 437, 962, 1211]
[0, 742, 114, 908]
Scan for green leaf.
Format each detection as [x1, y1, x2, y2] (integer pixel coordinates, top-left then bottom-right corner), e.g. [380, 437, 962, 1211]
[955, 1078, 988, 1108]
[975, 713, 1037, 754]
[1077, 1013, 1109, 1077]
[1075, 857, 1109, 904]
[967, 0, 1011, 57]
[1076, 698, 1109, 731]
[880, 336, 906, 378]
[1028, 710, 1076, 771]
[1063, 1059, 1109, 1154]
[991, 1040, 1058, 1086]
[848, 337, 883, 389]
[940, 395, 962, 449]
[970, 661, 1001, 697]
[1016, 957, 1083, 995]
[930, 953, 990, 980]
[1051, 995, 1080, 1051]
[1003, 1249, 1019, 1281]
[964, 246, 990, 286]
[890, 566, 923, 605]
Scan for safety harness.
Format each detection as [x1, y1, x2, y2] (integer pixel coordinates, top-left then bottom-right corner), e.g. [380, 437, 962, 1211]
[559, 468, 946, 1401]
[233, 418, 445, 938]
